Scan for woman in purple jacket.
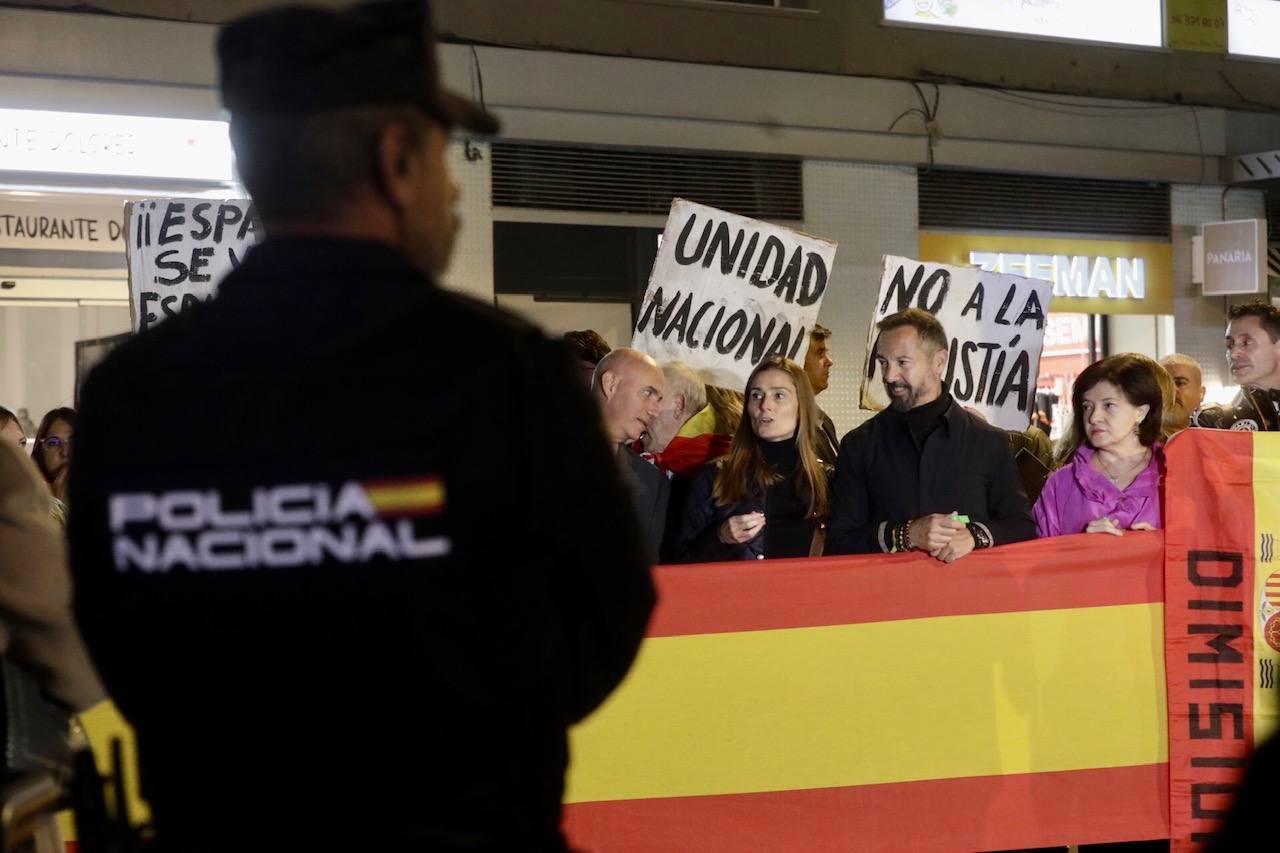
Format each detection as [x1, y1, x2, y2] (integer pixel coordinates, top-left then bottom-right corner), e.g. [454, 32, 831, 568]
[1034, 354, 1165, 537]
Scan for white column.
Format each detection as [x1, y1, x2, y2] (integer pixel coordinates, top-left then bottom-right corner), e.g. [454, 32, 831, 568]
[803, 161, 919, 437]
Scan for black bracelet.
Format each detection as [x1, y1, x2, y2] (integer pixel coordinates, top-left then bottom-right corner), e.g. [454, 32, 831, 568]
[967, 522, 991, 550]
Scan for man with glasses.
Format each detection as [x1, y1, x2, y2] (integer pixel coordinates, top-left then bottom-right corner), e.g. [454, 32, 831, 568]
[68, 3, 655, 850]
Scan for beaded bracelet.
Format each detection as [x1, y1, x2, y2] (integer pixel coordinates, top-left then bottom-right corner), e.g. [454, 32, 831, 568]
[891, 520, 912, 553]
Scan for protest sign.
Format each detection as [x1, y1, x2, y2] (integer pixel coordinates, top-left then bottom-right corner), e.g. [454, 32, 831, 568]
[125, 198, 259, 332]
[632, 198, 837, 390]
[860, 256, 1053, 431]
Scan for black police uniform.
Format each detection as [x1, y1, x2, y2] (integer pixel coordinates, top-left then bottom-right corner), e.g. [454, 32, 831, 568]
[1191, 385, 1280, 431]
[69, 238, 656, 850]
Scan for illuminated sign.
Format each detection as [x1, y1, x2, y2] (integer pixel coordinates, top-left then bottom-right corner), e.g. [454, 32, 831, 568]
[0, 197, 125, 252]
[0, 108, 233, 182]
[969, 252, 1146, 300]
[882, 0, 1164, 48]
[1228, 0, 1280, 60]
[918, 233, 1173, 315]
[1202, 218, 1266, 295]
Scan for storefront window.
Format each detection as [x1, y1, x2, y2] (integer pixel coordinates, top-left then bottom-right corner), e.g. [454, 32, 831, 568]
[0, 303, 131, 435]
[1037, 312, 1096, 441]
[1228, 0, 1280, 60]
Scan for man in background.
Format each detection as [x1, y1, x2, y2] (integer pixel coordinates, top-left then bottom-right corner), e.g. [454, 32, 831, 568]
[1160, 353, 1205, 432]
[640, 361, 732, 561]
[564, 329, 612, 387]
[804, 324, 839, 463]
[593, 348, 670, 562]
[1193, 303, 1280, 431]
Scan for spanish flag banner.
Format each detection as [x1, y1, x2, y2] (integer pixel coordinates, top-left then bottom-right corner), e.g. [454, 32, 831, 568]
[1163, 430, 1280, 851]
[564, 534, 1171, 851]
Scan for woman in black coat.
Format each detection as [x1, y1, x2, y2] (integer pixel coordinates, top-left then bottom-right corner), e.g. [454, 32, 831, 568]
[676, 356, 833, 563]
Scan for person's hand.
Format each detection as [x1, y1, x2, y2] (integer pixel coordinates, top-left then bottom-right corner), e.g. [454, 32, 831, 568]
[909, 512, 966, 553]
[1130, 522, 1156, 532]
[720, 512, 765, 544]
[935, 526, 976, 563]
[1085, 517, 1124, 536]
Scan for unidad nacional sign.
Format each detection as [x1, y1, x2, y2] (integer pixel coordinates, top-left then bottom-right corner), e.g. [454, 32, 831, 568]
[125, 198, 260, 332]
[632, 199, 837, 390]
[860, 255, 1053, 431]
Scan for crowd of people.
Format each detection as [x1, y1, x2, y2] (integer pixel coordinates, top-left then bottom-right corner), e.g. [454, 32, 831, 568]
[567, 300, 1280, 571]
[1, 0, 1278, 848]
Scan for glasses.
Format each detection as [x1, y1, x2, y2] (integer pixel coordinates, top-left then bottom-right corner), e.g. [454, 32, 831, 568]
[40, 436, 72, 450]
[17, 436, 35, 448]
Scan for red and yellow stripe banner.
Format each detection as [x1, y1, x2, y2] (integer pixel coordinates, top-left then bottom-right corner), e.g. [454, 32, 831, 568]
[72, 431, 1280, 849]
[1164, 430, 1280, 851]
[564, 533, 1171, 851]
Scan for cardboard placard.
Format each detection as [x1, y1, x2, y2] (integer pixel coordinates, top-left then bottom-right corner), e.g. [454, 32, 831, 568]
[125, 198, 259, 332]
[860, 255, 1053, 431]
[632, 198, 837, 390]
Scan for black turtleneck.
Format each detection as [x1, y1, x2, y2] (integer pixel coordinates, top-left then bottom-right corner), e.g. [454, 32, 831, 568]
[759, 433, 800, 477]
[758, 434, 814, 558]
[902, 392, 950, 452]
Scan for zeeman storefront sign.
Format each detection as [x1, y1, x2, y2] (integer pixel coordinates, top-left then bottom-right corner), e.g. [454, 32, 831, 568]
[919, 233, 1173, 315]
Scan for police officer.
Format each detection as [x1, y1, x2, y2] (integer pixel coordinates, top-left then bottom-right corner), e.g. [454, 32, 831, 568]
[68, 2, 655, 850]
[1192, 302, 1280, 431]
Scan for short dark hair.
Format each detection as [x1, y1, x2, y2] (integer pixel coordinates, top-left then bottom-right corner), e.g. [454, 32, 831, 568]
[230, 107, 428, 225]
[876, 308, 949, 353]
[563, 330, 612, 365]
[1228, 302, 1280, 343]
[0, 405, 16, 432]
[1071, 355, 1164, 449]
[810, 324, 832, 342]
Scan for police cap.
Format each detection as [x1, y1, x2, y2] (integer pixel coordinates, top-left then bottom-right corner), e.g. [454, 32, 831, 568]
[217, 0, 499, 135]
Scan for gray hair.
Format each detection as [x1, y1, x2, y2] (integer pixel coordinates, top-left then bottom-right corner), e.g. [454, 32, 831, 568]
[661, 361, 706, 416]
[1160, 353, 1203, 373]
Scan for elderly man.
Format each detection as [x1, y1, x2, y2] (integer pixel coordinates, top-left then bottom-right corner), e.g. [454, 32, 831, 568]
[68, 3, 654, 849]
[640, 362, 731, 468]
[826, 309, 1036, 560]
[639, 361, 733, 561]
[1193, 303, 1280, 431]
[593, 348, 670, 561]
[803, 324, 839, 463]
[1160, 353, 1206, 432]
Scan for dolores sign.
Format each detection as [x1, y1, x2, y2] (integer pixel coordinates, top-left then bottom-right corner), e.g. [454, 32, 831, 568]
[633, 199, 837, 389]
[125, 198, 260, 332]
[860, 256, 1053, 431]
